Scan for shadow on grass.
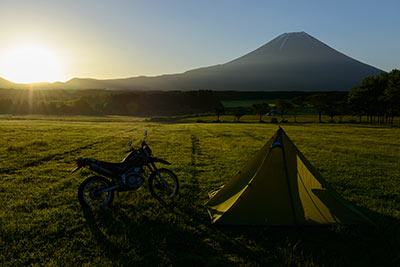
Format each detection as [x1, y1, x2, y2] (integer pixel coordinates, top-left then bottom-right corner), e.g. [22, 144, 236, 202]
[81, 178, 399, 267]
[176, 192, 400, 266]
[82, 204, 233, 266]
[81, 199, 399, 266]
[213, 209, 400, 266]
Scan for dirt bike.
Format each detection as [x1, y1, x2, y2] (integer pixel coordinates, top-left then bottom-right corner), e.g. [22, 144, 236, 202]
[72, 130, 179, 208]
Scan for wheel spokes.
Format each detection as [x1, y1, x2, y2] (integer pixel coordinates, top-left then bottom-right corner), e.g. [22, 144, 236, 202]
[84, 181, 110, 207]
[154, 174, 176, 199]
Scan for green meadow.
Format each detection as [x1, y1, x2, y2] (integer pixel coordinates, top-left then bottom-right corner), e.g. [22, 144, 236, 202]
[0, 115, 399, 266]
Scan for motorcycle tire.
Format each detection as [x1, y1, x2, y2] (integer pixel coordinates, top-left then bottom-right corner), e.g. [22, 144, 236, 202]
[78, 176, 114, 208]
[148, 168, 179, 203]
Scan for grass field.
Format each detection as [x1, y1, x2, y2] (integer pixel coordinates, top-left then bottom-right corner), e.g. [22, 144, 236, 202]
[1, 115, 399, 266]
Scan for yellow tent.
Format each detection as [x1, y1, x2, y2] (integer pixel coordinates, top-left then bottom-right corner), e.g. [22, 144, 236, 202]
[205, 128, 371, 225]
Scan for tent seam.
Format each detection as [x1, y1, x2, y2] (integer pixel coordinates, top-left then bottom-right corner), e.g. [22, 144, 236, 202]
[211, 140, 274, 223]
[281, 140, 297, 224]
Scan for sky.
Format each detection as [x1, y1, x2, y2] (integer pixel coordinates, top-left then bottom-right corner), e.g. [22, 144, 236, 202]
[0, 0, 399, 83]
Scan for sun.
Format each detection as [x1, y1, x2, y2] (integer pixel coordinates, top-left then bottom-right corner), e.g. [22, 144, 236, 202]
[0, 44, 64, 83]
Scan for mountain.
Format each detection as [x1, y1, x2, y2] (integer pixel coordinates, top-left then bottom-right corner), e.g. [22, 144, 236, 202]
[1, 32, 383, 91]
[0, 77, 27, 89]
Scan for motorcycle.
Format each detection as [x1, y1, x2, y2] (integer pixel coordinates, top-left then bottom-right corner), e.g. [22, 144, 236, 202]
[72, 130, 179, 208]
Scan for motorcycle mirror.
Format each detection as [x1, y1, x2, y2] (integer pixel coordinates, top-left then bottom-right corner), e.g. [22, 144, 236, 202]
[128, 141, 132, 147]
[144, 130, 148, 137]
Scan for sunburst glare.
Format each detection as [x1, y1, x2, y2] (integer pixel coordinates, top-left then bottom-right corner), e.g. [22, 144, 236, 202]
[0, 44, 64, 83]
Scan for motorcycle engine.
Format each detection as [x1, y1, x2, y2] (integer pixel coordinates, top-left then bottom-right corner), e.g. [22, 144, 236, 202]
[123, 168, 144, 189]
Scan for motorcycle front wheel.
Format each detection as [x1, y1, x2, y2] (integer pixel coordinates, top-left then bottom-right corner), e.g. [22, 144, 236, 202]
[78, 176, 114, 208]
[148, 168, 179, 203]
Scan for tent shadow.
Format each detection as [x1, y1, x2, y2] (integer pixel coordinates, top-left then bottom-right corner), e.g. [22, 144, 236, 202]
[81, 196, 399, 266]
[212, 207, 400, 266]
[176, 191, 400, 266]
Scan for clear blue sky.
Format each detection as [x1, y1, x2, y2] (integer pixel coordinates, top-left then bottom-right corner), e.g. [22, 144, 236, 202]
[0, 0, 399, 82]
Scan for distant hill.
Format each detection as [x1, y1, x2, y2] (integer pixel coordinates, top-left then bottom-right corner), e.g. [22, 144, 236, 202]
[1, 32, 383, 91]
[0, 77, 26, 89]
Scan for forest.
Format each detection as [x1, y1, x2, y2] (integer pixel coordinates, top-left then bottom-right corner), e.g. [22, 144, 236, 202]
[0, 90, 223, 116]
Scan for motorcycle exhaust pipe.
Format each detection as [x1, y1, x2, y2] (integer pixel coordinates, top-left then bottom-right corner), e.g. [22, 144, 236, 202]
[99, 184, 119, 193]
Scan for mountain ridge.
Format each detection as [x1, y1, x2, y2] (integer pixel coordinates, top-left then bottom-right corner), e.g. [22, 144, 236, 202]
[0, 32, 383, 91]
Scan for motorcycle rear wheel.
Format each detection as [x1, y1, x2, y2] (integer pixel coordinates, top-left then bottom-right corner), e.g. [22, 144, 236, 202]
[78, 176, 114, 208]
[148, 168, 179, 203]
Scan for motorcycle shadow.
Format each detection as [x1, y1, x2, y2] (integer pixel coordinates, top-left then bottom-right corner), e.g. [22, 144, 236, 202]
[81, 204, 232, 266]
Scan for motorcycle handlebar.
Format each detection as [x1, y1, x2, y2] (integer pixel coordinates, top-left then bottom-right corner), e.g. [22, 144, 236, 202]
[125, 140, 148, 153]
[125, 146, 136, 153]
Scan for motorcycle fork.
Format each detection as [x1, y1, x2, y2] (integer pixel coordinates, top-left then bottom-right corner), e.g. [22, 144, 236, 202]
[147, 163, 168, 188]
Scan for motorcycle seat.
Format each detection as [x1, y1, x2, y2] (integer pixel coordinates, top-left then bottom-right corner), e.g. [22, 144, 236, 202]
[97, 161, 127, 172]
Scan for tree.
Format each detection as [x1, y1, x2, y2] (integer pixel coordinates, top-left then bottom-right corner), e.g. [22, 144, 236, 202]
[348, 86, 368, 122]
[348, 74, 388, 123]
[215, 106, 225, 122]
[56, 102, 69, 115]
[324, 93, 348, 122]
[374, 72, 390, 123]
[291, 96, 305, 122]
[15, 100, 30, 115]
[0, 99, 12, 114]
[71, 98, 95, 115]
[307, 94, 328, 123]
[336, 100, 349, 123]
[251, 103, 270, 122]
[233, 107, 246, 122]
[325, 103, 339, 122]
[384, 69, 400, 124]
[275, 99, 292, 120]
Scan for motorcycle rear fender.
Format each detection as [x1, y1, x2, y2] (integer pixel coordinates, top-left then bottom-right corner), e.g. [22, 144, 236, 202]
[72, 158, 96, 173]
[76, 157, 92, 167]
[150, 157, 171, 165]
[72, 158, 90, 173]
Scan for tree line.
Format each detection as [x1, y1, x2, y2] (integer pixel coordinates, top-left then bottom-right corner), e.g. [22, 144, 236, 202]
[0, 90, 223, 116]
[221, 69, 399, 124]
[1, 70, 399, 122]
[348, 69, 400, 124]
